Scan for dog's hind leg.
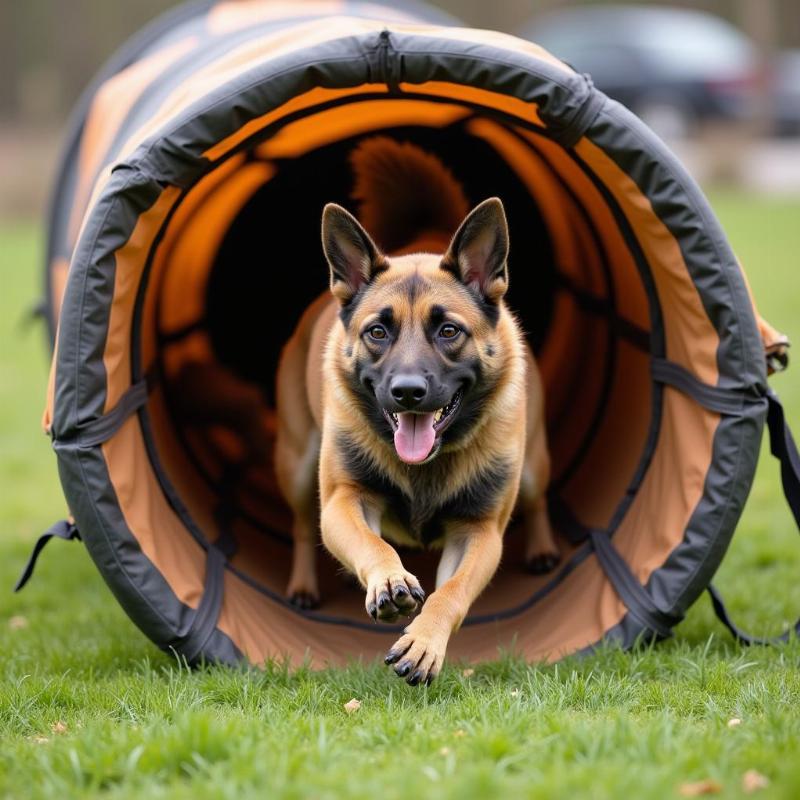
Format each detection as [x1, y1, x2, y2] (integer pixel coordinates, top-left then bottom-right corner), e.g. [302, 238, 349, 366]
[520, 349, 560, 574]
[275, 329, 322, 609]
[277, 429, 321, 609]
[519, 437, 559, 574]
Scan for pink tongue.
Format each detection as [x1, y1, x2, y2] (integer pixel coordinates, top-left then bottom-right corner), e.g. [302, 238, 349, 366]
[394, 412, 436, 464]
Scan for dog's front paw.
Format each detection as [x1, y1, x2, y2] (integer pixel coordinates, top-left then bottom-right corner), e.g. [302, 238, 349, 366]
[365, 570, 425, 623]
[384, 620, 447, 686]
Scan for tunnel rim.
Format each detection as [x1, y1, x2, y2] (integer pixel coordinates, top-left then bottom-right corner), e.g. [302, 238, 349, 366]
[48, 23, 766, 664]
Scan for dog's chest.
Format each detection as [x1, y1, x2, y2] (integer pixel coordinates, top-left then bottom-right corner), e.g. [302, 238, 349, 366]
[350, 451, 511, 546]
[381, 479, 450, 546]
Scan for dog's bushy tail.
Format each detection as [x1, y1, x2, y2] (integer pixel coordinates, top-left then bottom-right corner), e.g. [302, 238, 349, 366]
[350, 136, 469, 253]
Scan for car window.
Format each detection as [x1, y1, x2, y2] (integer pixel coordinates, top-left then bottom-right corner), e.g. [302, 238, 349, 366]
[529, 9, 755, 78]
[642, 16, 755, 74]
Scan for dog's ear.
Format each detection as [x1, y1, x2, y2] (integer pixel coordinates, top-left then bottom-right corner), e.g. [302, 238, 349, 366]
[322, 203, 387, 305]
[442, 197, 509, 303]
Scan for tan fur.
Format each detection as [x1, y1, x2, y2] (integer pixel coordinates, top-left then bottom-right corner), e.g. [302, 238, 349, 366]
[275, 140, 557, 682]
[351, 136, 470, 253]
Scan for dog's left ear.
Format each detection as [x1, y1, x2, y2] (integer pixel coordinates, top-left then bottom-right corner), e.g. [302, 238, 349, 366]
[442, 197, 509, 303]
[322, 203, 387, 306]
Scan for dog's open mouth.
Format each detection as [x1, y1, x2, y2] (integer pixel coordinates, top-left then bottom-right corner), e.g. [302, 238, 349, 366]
[382, 389, 463, 464]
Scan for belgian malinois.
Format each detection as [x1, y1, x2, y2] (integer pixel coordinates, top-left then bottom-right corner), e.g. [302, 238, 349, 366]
[275, 138, 558, 685]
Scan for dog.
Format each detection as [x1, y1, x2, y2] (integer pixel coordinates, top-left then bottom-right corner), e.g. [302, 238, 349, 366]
[274, 138, 558, 684]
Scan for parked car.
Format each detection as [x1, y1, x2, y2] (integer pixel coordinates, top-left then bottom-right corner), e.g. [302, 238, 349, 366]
[773, 49, 800, 136]
[518, 5, 763, 140]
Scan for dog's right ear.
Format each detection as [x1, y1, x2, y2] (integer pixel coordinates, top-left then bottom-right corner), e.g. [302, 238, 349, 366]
[321, 203, 387, 305]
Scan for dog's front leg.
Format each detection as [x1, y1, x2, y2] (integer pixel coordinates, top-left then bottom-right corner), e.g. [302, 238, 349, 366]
[320, 486, 425, 623]
[385, 521, 503, 685]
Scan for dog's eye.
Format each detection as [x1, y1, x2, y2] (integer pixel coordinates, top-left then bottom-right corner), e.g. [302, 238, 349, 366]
[438, 324, 460, 340]
[367, 325, 387, 341]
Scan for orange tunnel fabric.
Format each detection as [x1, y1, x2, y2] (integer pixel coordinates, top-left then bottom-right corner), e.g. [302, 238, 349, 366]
[44, 0, 767, 667]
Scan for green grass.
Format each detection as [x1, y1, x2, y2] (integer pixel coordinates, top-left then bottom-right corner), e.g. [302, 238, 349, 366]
[1, 191, 800, 799]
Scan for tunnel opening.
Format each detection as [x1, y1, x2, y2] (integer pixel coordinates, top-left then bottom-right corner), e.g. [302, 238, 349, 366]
[138, 100, 656, 630]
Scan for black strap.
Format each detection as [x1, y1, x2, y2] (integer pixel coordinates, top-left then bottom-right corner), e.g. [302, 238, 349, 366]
[651, 358, 762, 415]
[766, 389, 800, 528]
[14, 519, 81, 592]
[551, 468, 683, 638]
[174, 472, 240, 665]
[174, 538, 230, 665]
[709, 389, 800, 645]
[547, 74, 606, 149]
[75, 379, 150, 447]
[707, 583, 800, 646]
[52, 378, 152, 448]
[590, 531, 680, 639]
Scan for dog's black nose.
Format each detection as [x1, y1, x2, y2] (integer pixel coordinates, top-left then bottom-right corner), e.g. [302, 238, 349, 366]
[390, 375, 428, 409]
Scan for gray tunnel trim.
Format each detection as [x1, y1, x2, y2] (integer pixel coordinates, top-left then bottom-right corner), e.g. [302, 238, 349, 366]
[51, 165, 240, 664]
[53, 438, 242, 665]
[104, 30, 597, 188]
[50, 24, 765, 662]
[578, 99, 766, 646]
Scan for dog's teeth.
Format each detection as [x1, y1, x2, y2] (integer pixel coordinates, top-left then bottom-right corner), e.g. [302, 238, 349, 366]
[434, 409, 443, 422]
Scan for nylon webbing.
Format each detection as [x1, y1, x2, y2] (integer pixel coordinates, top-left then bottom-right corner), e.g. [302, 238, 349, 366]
[14, 519, 81, 592]
[707, 583, 800, 646]
[590, 531, 680, 639]
[766, 389, 800, 528]
[53, 378, 152, 449]
[709, 389, 800, 645]
[174, 536, 232, 665]
[370, 30, 401, 94]
[651, 358, 762, 415]
[173, 470, 240, 665]
[546, 75, 605, 149]
[76, 379, 149, 447]
[552, 490, 684, 639]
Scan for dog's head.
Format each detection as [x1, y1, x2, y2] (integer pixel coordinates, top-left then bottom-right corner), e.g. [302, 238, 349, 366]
[322, 198, 514, 465]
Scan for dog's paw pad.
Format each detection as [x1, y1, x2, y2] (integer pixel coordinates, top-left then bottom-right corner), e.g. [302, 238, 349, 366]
[526, 552, 561, 575]
[288, 590, 320, 610]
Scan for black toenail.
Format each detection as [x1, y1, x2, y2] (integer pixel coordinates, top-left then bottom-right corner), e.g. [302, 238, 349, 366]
[407, 671, 422, 686]
[394, 586, 408, 598]
[411, 588, 426, 603]
[368, 604, 377, 621]
[385, 650, 400, 664]
[395, 661, 411, 676]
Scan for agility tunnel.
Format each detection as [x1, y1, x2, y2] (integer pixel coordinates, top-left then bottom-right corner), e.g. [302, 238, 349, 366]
[24, 0, 800, 666]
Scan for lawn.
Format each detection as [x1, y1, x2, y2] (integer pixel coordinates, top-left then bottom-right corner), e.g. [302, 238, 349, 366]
[1, 191, 799, 799]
